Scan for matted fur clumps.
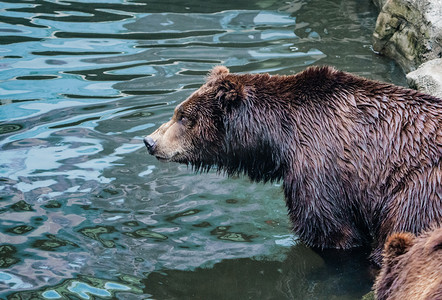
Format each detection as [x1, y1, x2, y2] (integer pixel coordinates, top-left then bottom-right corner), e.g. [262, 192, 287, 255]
[374, 227, 442, 300]
[145, 65, 441, 265]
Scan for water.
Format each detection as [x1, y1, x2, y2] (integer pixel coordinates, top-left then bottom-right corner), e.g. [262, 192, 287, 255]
[0, 0, 406, 299]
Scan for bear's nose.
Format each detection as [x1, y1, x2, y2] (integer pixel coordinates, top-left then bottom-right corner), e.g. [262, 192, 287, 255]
[143, 136, 156, 155]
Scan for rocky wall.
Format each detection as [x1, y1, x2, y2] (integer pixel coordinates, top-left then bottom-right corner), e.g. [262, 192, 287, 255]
[372, 0, 442, 96]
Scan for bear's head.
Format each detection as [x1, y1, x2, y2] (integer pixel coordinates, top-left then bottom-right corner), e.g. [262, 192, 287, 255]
[144, 66, 285, 181]
[374, 228, 442, 300]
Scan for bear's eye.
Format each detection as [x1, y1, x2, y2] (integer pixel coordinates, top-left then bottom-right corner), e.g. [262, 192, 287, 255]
[177, 114, 188, 125]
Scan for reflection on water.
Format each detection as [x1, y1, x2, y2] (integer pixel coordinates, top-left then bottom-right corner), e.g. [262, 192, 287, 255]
[1, 0, 403, 298]
[143, 245, 374, 300]
[5, 274, 143, 299]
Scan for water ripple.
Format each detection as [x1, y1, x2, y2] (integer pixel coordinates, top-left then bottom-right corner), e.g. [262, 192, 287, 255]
[0, 0, 405, 298]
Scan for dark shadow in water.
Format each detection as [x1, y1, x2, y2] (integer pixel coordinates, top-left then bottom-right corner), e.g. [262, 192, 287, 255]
[143, 244, 375, 300]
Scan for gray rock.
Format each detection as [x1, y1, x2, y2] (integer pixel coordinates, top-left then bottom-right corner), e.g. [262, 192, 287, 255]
[372, 0, 442, 73]
[406, 58, 442, 98]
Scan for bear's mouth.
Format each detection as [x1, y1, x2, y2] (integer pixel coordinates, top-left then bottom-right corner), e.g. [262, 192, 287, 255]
[154, 155, 170, 162]
[149, 147, 187, 164]
[154, 153, 184, 163]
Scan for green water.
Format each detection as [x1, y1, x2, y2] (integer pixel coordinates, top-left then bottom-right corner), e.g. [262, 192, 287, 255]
[1, 0, 405, 299]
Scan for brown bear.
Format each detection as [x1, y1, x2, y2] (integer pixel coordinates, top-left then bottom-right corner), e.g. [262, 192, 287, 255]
[374, 227, 442, 300]
[144, 65, 441, 265]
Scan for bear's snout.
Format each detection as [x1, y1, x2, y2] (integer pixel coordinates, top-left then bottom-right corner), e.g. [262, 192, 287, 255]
[144, 136, 156, 155]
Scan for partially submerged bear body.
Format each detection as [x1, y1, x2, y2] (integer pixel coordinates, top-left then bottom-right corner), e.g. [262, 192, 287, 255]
[145, 66, 441, 265]
[374, 228, 442, 300]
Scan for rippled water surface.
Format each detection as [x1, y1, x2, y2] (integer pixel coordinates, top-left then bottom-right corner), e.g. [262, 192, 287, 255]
[1, 0, 406, 299]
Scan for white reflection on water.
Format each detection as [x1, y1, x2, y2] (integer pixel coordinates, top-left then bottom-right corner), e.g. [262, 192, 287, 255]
[0, 271, 33, 290]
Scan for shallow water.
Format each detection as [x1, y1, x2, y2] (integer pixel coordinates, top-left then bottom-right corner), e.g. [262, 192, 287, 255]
[1, 0, 405, 299]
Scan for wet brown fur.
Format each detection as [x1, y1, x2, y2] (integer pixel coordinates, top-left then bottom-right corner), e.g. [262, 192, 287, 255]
[146, 66, 442, 265]
[374, 227, 442, 300]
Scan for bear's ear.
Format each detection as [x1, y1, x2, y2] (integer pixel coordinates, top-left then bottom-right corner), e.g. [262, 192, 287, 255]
[215, 79, 245, 109]
[208, 66, 230, 81]
[383, 232, 415, 262]
[424, 228, 442, 254]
